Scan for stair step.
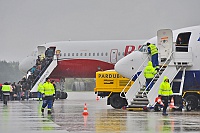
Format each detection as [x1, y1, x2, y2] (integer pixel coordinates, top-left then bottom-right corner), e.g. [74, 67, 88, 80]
[128, 104, 147, 108]
[131, 101, 149, 105]
[153, 78, 159, 81]
[132, 98, 148, 101]
[136, 94, 147, 98]
[137, 91, 147, 94]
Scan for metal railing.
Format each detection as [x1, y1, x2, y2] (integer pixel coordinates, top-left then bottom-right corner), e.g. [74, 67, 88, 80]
[120, 55, 150, 98]
[141, 51, 174, 97]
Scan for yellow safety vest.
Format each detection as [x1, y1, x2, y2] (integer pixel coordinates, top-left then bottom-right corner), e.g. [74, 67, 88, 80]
[37, 83, 43, 93]
[149, 44, 158, 55]
[158, 76, 173, 96]
[144, 61, 157, 78]
[41, 82, 55, 96]
[2, 85, 11, 92]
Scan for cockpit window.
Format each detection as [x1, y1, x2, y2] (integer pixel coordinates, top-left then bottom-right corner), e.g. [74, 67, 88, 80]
[139, 45, 148, 52]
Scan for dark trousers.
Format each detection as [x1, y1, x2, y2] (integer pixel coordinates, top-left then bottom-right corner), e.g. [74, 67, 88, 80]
[37, 92, 42, 100]
[161, 96, 172, 113]
[146, 78, 153, 91]
[2, 93, 10, 104]
[152, 53, 159, 68]
[42, 96, 53, 111]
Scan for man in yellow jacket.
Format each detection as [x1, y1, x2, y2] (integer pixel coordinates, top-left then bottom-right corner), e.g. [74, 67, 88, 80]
[144, 61, 157, 91]
[147, 42, 159, 70]
[1, 82, 12, 105]
[41, 77, 55, 114]
[158, 76, 173, 116]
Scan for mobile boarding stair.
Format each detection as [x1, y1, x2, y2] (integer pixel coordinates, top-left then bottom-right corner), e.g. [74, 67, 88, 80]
[30, 55, 58, 93]
[121, 51, 193, 111]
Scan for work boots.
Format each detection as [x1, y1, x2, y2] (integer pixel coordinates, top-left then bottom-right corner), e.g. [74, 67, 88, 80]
[47, 110, 52, 115]
[41, 108, 44, 115]
[162, 111, 168, 116]
[41, 108, 52, 115]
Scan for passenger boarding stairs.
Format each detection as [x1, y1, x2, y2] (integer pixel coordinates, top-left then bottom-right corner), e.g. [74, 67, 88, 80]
[30, 55, 58, 92]
[121, 51, 193, 110]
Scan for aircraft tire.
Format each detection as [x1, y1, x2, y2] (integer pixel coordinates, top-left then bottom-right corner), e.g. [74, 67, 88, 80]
[185, 95, 198, 110]
[110, 94, 126, 109]
[60, 92, 68, 99]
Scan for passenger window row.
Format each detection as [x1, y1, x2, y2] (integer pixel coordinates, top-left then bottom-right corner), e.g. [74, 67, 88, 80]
[60, 52, 125, 57]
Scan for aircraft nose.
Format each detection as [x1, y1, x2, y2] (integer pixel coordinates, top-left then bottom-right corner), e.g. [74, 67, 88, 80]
[115, 53, 135, 79]
[115, 51, 148, 79]
[19, 56, 36, 73]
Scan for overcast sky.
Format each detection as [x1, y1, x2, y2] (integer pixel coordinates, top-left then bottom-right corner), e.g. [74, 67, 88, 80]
[1, 0, 200, 62]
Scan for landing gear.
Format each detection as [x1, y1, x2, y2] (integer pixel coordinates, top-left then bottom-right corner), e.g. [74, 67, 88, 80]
[59, 78, 68, 99]
[110, 94, 126, 109]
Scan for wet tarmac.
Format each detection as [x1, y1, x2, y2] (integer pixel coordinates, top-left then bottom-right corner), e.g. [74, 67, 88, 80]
[0, 92, 200, 133]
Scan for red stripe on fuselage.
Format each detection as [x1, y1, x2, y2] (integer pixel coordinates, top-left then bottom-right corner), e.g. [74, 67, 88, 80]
[50, 59, 114, 78]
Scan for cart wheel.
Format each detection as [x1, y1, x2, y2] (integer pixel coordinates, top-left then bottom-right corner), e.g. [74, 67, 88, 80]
[110, 94, 126, 109]
[185, 95, 198, 110]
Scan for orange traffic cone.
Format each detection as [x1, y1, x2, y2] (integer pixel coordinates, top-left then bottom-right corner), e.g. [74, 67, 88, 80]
[83, 115, 88, 126]
[156, 97, 164, 106]
[169, 97, 175, 108]
[96, 96, 99, 101]
[82, 103, 89, 116]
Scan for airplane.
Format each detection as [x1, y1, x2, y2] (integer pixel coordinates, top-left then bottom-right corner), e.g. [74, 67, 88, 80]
[19, 40, 146, 93]
[114, 25, 200, 110]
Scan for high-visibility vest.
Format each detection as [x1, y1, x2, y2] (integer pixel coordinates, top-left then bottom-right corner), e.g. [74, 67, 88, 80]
[37, 83, 43, 93]
[2, 85, 11, 92]
[144, 61, 157, 78]
[148, 44, 158, 55]
[158, 76, 173, 96]
[41, 82, 55, 96]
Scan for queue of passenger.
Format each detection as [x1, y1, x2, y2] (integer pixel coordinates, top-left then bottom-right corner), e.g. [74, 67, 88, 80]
[0, 48, 55, 103]
[0, 77, 31, 102]
[26, 47, 55, 89]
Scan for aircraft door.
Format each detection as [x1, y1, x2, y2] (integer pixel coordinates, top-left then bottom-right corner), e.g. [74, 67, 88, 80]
[157, 29, 173, 61]
[37, 46, 46, 57]
[110, 49, 118, 64]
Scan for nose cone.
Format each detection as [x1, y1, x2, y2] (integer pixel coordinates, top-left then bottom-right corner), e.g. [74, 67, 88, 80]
[115, 51, 148, 79]
[19, 56, 36, 73]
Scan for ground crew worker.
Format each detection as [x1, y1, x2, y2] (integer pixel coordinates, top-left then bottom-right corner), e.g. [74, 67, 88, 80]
[41, 77, 55, 114]
[144, 61, 157, 91]
[37, 82, 43, 101]
[158, 76, 173, 116]
[147, 42, 159, 70]
[2, 82, 12, 105]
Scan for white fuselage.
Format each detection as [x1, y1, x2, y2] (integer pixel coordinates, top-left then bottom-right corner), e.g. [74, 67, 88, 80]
[115, 25, 200, 91]
[19, 40, 145, 78]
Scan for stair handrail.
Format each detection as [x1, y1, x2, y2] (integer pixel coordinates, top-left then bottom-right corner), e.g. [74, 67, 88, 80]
[30, 54, 58, 92]
[120, 55, 150, 98]
[141, 51, 174, 97]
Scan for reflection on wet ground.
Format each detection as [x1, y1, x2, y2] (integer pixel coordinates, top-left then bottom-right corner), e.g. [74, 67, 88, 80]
[0, 92, 200, 133]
